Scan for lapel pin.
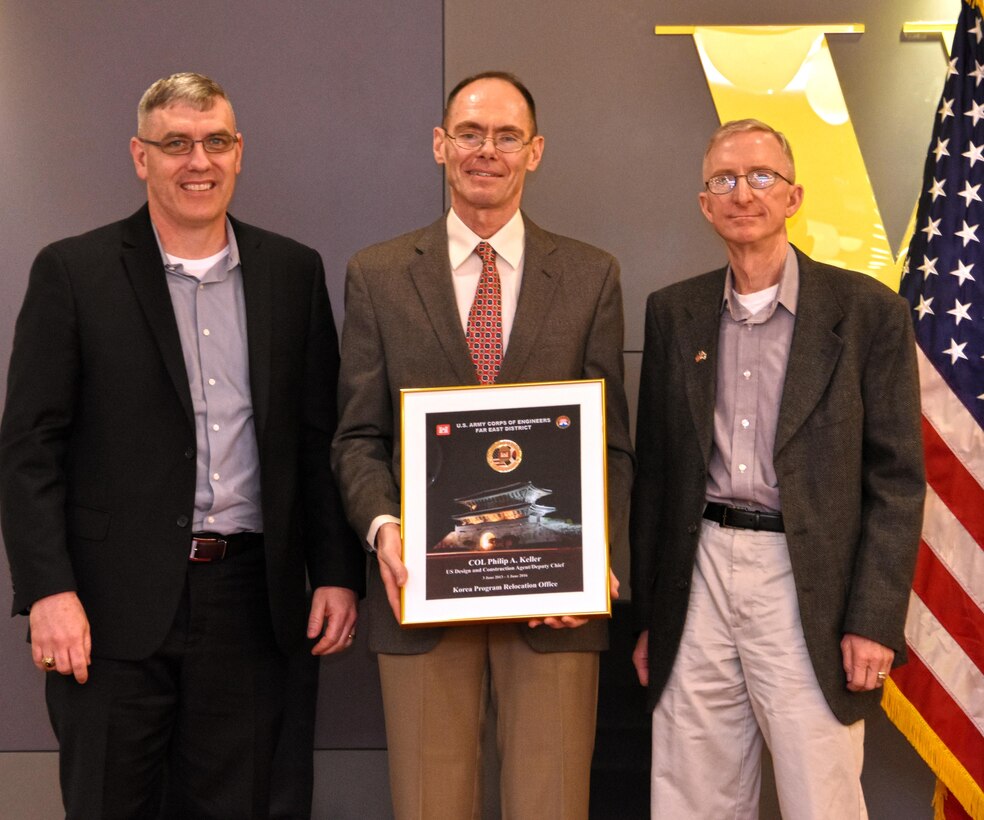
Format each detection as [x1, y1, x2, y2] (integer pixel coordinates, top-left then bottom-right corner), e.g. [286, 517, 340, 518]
[695, 350, 707, 363]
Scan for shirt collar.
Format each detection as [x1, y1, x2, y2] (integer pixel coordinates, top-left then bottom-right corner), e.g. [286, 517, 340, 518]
[446, 208, 525, 271]
[152, 216, 241, 274]
[721, 244, 799, 321]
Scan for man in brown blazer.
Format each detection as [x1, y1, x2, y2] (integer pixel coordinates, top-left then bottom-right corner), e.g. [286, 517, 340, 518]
[630, 119, 924, 818]
[332, 71, 633, 819]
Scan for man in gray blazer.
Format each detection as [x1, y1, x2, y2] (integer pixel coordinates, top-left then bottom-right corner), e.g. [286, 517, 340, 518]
[630, 119, 924, 818]
[332, 71, 633, 819]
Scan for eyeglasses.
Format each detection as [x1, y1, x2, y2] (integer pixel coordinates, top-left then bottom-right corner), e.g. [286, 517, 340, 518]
[704, 169, 792, 195]
[442, 130, 531, 153]
[137, 133, 239, 156]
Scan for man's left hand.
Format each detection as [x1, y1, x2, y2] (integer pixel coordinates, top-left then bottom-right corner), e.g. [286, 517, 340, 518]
[307, 586, 358, 655]
[841, 632, 894, 692]
[527, 570, 620, 630]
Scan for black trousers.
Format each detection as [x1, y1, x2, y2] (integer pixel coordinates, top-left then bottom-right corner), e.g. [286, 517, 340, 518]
[46, 547, 288, 820]
[268, 643, 320, 820]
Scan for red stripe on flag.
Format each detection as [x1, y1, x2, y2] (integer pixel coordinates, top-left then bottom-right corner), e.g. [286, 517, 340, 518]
[911, 542, 984, 675]
[921, 417, 984, 549]
[942, 790, 974, 820]
[892, 652, 983, 784]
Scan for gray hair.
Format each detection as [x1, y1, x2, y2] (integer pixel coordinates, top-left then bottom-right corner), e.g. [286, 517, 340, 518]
[704, 118, 795, 181]
[137, 72, 234, 133]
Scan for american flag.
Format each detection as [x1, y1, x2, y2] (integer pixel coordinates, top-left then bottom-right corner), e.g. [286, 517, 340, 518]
[894, 1, 984, 818]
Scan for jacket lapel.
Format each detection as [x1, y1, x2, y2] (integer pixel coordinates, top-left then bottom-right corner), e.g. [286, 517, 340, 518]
[408, 218, 479, 384]
[120, 206, 195, 428]
[234, 218, 273, 442]
[677, 270, 726, 466]
[774, 252, 844, 455]
[498, 217, 559, 383]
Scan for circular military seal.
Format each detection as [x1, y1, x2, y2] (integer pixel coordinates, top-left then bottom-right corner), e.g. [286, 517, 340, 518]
[487, 439, 522, 473]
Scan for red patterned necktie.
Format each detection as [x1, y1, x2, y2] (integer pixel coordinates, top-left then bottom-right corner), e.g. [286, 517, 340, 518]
[466, 241, 503, 384]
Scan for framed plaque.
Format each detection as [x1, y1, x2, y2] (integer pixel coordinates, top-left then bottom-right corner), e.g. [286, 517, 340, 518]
[399, 379, 611, 626]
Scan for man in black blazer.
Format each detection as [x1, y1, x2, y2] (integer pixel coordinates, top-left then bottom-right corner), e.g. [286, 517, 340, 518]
[630, 120, 924, 817]
[332, 72, 633, 819]
[0, 72, 364, 818]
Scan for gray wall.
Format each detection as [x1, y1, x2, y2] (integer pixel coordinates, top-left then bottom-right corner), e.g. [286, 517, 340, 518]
[0, 0, 952, 816]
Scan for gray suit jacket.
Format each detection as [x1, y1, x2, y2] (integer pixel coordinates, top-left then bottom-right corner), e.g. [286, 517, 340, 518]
[629, 248, 924, 724]
[332, 213, 634, 654]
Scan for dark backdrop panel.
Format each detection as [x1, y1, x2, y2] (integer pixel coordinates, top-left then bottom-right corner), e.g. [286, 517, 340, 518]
[0, 0, 443, 751]
[445, 0, 955, 349]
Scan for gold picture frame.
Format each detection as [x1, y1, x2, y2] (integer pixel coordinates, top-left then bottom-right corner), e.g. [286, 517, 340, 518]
[399, 379, 611, 626]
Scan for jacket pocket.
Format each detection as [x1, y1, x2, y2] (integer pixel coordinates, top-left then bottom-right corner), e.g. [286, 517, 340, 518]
[67, 504, 110, 541]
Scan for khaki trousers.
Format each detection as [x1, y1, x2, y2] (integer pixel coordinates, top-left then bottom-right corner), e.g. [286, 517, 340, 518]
[379, 623, 599, 820]
[651, 521, 867, 820]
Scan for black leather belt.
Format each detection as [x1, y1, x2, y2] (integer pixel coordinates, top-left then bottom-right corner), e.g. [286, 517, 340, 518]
[703, 503, 784, 533]
[189, 532, 264, 562]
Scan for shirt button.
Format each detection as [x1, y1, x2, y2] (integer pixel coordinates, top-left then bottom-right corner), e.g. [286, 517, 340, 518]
[743, 370, 751, 379]
[741, 419, 750, 428]
[738, 463, 747, 473]
[212, 424, 220, 431]
[212, 472, 220, 481]
[207, 515, 215, 524]
[202, 328, 210, 336]
[198, 284, 205, 291]
[208, 378, 216, 386]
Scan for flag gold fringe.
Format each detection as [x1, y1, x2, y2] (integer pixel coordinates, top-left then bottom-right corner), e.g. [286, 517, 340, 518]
[969, 0, 984, 19]
[881, 679, 983, 819]
[933, 778, 974, 820]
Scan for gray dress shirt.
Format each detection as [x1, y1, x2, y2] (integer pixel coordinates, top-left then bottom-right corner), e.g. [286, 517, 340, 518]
[157, 221, 263, 534]
[705, 246, 799, 513]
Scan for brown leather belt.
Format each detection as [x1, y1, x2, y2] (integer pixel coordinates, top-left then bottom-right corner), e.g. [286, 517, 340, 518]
[703, 503, 784, 533]
[189, 532, 264, 563]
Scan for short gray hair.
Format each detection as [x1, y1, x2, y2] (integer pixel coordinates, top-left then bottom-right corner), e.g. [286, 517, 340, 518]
[137, 72, 234, 133]
[704, 118, 795, 181]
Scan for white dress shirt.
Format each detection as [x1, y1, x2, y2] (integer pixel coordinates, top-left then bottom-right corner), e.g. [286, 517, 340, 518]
[365, 207, 527, 549]
[447, 207, 525, 351]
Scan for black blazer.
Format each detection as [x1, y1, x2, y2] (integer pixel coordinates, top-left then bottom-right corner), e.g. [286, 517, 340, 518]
[0, 205, 364, 659]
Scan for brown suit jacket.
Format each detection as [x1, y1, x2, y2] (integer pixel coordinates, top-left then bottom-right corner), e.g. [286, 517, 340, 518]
[629, 248, 924, 724]
[332, 213, 634, 654]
